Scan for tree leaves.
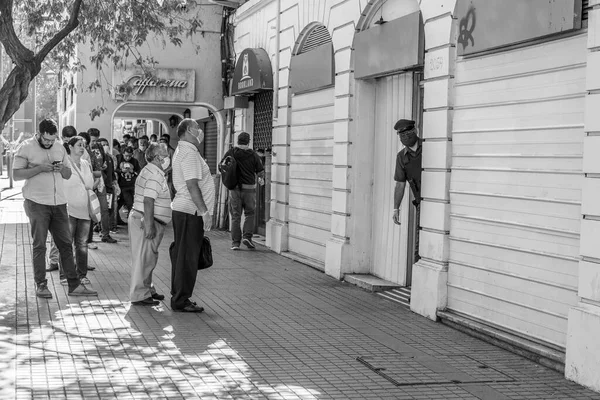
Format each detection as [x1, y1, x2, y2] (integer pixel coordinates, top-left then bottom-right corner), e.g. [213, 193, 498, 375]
[0, 0, 207, 129]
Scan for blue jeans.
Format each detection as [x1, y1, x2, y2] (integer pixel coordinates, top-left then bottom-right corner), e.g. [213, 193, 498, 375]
[60, 217, 90, 280]
[229, 188, 256, 245]
[23, 200, 80, 291]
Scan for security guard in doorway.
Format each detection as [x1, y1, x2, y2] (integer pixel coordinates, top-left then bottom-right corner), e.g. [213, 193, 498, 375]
[392, 119, 422, 262]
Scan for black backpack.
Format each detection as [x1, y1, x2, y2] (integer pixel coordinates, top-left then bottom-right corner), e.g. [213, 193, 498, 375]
[219, 152, 239, 190]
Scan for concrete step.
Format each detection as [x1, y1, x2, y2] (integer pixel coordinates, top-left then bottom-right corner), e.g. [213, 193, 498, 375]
[344, 274, 402, 292]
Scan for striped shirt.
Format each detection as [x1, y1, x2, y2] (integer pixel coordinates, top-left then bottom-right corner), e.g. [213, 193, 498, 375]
[171, 141, 215, 216]
[133, 162, 172, 224]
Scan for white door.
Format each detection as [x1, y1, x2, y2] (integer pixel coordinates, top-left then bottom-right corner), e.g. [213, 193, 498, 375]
[288, 87, 335, 266]
[448, 34, 586, 348]
[371, 74, 414, 284]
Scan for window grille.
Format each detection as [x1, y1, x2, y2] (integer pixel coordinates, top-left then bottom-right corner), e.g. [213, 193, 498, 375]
[252, 91, 273, 152]
[297, 25, 332, 55]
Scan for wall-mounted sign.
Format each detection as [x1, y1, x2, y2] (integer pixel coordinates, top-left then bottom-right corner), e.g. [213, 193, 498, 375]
[290, 44, 334, 94]
[232, 48, 273, 95]
[455, 0, 582, 56]
[113, 68, 195, 102]
[353, 12, 424, 80]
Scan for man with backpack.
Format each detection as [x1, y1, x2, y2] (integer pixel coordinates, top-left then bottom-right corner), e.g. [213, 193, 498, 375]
[219, 131, 265, 250]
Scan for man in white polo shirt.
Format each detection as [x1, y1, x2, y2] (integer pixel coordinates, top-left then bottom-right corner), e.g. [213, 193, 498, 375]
[129, 143, 172, 306]
[12, 119, 97, 299]
[169, 119, 215, 313]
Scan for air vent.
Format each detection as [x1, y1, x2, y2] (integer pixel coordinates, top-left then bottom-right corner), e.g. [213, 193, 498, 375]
[297, 25, 331, 54]
[582, 0, 589, 21]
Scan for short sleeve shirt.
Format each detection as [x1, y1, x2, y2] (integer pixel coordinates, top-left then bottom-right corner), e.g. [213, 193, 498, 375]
[394, 141, 423, 197]
[133, 163, 172, 224]
[13, 137, 71, 205]
[171, 141, 215, 216]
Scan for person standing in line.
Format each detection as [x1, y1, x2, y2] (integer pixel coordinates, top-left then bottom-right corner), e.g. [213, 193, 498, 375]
[392, 119, 422, 263]
[219, 131, 265, 250]
[97, 137, 120, 234]
[131, 136, 148, 169]
[88, 128, 117, 244]
[58, 136, 95, 287]
[129, 143, 172, 306]
[47, 125, 92, 271]
[80, 131, 103, 249]
[170, 119, 215, 313]
[159, 134, 176, 198]
[12, 119, 97, 298]
[116, 146, 140, 224]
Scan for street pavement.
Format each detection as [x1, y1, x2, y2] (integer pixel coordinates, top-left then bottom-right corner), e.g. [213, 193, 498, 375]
[0, 182, 599, 399]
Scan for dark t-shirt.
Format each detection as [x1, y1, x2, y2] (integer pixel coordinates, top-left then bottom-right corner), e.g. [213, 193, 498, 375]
[394, 142, 422, 202]
[221, 147, 264, 185]
[116, 155, 140, 188]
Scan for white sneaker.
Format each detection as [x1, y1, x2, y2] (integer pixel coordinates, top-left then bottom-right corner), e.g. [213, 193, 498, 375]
[80, 277, 91, 286]
[88, 242, 98, 250]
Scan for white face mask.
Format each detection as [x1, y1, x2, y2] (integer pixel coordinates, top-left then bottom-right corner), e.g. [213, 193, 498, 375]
[160, 156, 170, 170]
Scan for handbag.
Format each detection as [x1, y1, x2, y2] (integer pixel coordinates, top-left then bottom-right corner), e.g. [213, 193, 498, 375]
[88, 190, 102, 223]
[72, 161, 101, 223]
[168, 235, 213, 271]
[198, 236, 213, 270]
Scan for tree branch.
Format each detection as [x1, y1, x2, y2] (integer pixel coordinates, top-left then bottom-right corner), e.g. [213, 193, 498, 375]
[0, 0, 35, 65]
[35, 0, 84, 62]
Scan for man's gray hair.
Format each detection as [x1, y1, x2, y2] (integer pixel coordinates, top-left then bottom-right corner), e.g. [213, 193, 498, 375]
[145, 142, 168, 162]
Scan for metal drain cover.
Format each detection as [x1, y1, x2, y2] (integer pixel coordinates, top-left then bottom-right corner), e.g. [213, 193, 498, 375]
[357, 354, 515, 386]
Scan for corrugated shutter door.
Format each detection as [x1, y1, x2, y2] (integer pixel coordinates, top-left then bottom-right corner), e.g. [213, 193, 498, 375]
[448, 34, 586, 349]
[288, 87, 335, 266]
[204, 120, 218, 174]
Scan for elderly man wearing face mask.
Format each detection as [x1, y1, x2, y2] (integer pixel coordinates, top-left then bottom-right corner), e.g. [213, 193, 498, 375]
[129, 143, 172, 306]
[393, 119, 422, 263]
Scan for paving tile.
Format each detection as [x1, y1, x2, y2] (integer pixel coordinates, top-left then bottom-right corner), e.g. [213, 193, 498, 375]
[0, 192, 600, 399]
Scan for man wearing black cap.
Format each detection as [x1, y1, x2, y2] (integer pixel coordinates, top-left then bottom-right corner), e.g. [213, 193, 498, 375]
[393, 119, 422, 262]
[219, 131, 265, 250]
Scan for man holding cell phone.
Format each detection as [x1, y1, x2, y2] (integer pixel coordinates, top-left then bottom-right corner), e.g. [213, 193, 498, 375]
[12, 119, 98, 299]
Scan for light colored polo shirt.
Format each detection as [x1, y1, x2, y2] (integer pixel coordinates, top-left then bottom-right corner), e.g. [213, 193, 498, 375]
[13, 137, 71, 205]
[171, 141, 215, 216]
[133, 162, 172, 224]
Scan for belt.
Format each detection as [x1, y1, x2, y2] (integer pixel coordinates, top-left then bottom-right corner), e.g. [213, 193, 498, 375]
[131, 209, 167, 226]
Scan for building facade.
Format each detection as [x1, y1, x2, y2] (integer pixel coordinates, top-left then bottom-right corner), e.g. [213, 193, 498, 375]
[231, 0, 600, 392]
[58, 1, 225, 172]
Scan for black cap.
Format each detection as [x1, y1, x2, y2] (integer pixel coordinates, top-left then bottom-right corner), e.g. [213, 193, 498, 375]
[394, 119, 415, 133]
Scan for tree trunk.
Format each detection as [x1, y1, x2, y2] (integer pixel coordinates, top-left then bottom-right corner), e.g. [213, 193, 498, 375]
[0, 63, 38, 133]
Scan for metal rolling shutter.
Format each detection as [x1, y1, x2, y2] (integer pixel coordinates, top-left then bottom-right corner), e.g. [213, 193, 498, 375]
[447, 34, 586, 349]
[204, 120, 218, 174]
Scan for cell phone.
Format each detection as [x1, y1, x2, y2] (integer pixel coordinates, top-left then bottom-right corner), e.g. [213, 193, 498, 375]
[52, 161, 61, 165]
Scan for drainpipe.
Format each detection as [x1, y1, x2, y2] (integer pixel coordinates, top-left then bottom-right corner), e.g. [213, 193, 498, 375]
[272, 0, 280, 120]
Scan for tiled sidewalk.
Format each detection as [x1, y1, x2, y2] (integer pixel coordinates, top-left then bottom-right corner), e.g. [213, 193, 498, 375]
[0, 193, 599, 399]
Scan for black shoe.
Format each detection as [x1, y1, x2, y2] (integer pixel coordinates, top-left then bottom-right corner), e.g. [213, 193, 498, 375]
[101, 235, 117, 244]
[173, 304, 204, 313]
[132, 297, 159, 306]
[152, 293, 165, 301]
[87, 265, 96, 271]
[46, 263, 59, 272]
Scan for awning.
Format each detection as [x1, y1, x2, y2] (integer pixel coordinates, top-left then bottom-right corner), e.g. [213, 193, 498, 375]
[231, 48, 273, 95]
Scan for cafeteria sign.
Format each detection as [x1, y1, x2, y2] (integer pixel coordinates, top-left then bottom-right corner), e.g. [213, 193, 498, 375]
[113, 68, 195, 102]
